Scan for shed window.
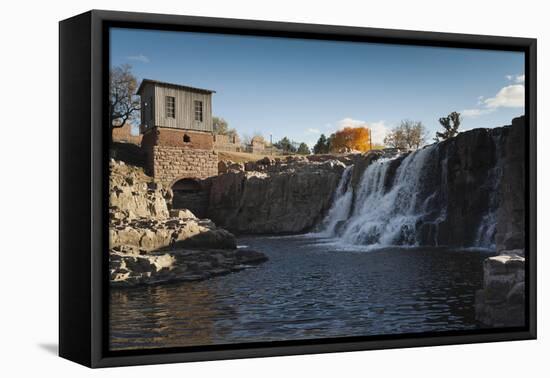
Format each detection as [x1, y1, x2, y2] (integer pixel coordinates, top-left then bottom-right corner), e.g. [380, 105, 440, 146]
[194, 100, 203, 122]
[165, 96, 175, 118]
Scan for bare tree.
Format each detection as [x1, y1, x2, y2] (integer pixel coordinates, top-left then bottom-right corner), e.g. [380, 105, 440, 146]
[109, 64, 140, 143]
[241, 133, 252, 146]
[384, 120, 427, 150]
[434, 112, 461, 142]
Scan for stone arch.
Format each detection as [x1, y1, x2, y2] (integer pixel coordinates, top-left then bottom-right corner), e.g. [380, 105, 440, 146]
[170, 177, 209, 218]
[171, 177, 201, 192]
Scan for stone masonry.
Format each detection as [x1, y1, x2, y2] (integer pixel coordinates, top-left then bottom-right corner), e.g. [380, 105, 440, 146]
[141, 127, 219, 187]
[151, 145, 218, 186]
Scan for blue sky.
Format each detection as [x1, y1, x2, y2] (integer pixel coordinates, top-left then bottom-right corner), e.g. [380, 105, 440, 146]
[111, 28, 525, 147]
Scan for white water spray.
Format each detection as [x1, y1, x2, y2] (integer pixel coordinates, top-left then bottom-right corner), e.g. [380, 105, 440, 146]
[318, 143, 500, 249]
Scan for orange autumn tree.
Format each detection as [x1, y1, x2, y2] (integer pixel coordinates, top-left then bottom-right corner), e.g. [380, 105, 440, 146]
[329, 127, 372, 153]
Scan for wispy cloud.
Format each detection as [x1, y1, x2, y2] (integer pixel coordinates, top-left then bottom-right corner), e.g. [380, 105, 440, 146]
[306, 128, 321, 134]
[506, 73, 525, 84]
[127, 54, 150, 63]
[462, 79, 524, 118]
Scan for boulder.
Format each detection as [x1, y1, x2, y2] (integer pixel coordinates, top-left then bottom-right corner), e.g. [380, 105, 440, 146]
[169, 209, 197, 219]
[475, 250, 525, 327]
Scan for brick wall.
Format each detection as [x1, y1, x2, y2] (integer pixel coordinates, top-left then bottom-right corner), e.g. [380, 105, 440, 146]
[152, 145, 218, 186]
[154, 127, 214, 149]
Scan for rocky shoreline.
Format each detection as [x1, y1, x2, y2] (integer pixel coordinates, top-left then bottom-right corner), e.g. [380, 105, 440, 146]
[108, 159, 268, 287]
[110, 247, 267, 288]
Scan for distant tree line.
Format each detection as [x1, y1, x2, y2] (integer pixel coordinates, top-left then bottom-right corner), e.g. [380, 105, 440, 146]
[310, 111, 463, 155]
[273, 137, 311, 155]
[108, 65, 463, 152]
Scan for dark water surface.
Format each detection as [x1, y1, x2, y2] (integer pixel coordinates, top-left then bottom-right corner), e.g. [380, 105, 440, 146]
[110, 236, 493, 350]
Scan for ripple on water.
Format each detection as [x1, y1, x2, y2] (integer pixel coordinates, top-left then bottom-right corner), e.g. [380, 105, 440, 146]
[109, 236, 492, 350]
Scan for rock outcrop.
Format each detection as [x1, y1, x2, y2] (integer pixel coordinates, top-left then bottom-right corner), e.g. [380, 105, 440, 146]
[475, 250, 525, 327]
[316, 119, 525, 248]
[110, 247, 267, 287]
[495, 116, 526, 253]
[474, 117, 526, 327]
[108, 159, 267, 287]
[207, 156, 347, 234]
[109, 215, 237, 251]
[109, 159, 170, 220]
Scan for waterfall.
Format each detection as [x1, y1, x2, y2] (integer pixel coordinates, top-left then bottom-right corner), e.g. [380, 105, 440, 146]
[318, 140, 501, 250]
[317, 165, 354, 236]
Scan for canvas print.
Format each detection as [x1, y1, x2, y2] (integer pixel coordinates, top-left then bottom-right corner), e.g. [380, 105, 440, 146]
[108, 28, 527, 351]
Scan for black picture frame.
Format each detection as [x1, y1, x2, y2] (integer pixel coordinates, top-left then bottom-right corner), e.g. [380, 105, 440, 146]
[59, 9, 537, 368]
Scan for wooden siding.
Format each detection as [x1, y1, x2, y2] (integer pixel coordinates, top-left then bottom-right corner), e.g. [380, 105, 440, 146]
[139, 84, 155, 133]
[153, 85, 213, 132]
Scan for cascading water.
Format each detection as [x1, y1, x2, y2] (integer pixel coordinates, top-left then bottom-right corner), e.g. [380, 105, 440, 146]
[317, 165, 354, 236]
[318, 139, 501, 250]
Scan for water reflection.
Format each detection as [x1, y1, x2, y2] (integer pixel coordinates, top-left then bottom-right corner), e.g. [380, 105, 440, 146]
[110, 236, 492, 350]
[110, 283, 219, 349]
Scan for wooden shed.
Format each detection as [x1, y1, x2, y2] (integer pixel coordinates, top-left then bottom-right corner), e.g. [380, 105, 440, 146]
[137, 79, 219, 185]
[137, 79, 215, 134]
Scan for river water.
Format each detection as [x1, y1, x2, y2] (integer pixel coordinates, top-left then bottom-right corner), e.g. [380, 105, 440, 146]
[110, 235, 492, 351]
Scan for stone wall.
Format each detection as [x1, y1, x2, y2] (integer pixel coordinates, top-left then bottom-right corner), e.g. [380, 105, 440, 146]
[213, 133, 241, 152]
[140, 127, 218, 186]
[152, 145, 218, 186]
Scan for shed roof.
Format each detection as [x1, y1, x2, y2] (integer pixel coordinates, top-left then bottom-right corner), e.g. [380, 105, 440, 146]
[137, 79, 216, 95]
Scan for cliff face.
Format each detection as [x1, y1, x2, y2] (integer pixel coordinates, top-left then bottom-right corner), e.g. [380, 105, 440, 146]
[207, 156, 347, 234]
[206, 117, 526, 246]
[475, 117, 526, 327]
[322, 117, 525, 250]
[495, 116, 526, 253]
[434, 116, 524, 249]
[426, 125, 507, 246]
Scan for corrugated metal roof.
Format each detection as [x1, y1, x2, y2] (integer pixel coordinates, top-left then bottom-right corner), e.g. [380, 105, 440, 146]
[137, 79, 216, 95]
